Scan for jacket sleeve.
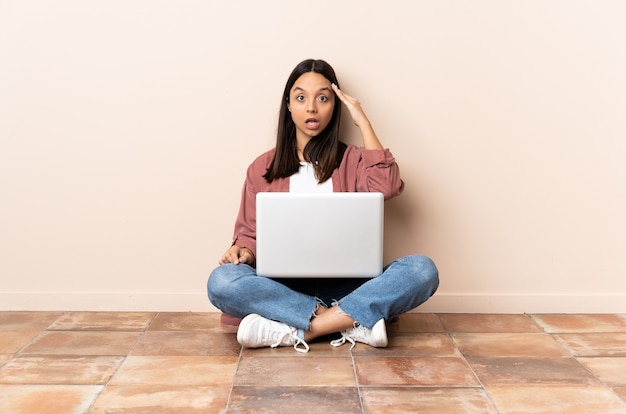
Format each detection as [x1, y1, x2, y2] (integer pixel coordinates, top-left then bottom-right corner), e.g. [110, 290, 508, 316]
[338, 146, 404, 200]
[231, 174, 258, 257]
[230, 149, 279, 258]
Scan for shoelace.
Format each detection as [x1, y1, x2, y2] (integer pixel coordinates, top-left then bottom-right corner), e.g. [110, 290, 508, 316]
[330, 333, 356, 349]
[293, 336, 310, 353]
[330, 322, 374, 350]
[268, 329, 310, 353]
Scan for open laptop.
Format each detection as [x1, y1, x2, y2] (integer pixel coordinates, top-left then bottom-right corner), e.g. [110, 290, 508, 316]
[255, 192, 384, 278]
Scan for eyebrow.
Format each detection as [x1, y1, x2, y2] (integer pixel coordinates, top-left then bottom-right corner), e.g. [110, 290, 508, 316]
[293, 86, 332, 93]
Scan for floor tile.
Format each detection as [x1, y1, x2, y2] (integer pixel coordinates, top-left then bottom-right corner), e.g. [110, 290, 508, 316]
[0, 356, 123, 385]
[1, 311, 624, 412]
[467, 357, 601, 386]
[110, 355, 238, 386]
[131, 331, 240, 356]
[241, 340, 351, 357]
[531, 314, 626, 333]
[352, 333, 460, 357]
[553, 333, 626, 356]
[387, 313, 445, 333]
[0, 331, 40, 353]
[48, 311, 155, 331]
[0, 311, 62, 331]
[614, 387, 626, 401]
[361, 387, 499, 414]
[235, 356, 356, 386]
[486, 385, 626, 414]
[453, 333, 569, 358]
[0, 384, 102, 414]
[578, 357, 626, 386]
[229, 386, 361, 413]
[89, 384, 230, 413]
[149, 312, 231, 332]
[0, 354, 11, 366]
[356, 357, 479, 386]
[437, 314, 542, 333]
[20, 331, 141, 356]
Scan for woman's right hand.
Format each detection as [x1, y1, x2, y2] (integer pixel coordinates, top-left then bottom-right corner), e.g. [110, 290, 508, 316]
[219, 245, 255, 266]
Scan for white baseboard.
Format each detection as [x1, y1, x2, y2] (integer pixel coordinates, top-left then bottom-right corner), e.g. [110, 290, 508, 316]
[415, 292, 626, 313]
[0, 292, 219, 312]
[1, 291, 625, 313]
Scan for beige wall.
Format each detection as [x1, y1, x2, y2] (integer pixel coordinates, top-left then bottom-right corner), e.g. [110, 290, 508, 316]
[1, 1, 625, 312]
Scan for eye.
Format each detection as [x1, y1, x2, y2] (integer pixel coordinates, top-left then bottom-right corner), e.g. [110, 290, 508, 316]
[319, 95, 329, 102]
[295, 95, 305, 102]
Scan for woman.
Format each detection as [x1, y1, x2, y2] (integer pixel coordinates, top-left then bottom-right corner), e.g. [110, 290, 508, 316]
[208, 59, 438, 353]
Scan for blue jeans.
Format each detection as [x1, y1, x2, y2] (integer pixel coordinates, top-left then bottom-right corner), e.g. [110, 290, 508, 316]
[207, 255, 439, 330]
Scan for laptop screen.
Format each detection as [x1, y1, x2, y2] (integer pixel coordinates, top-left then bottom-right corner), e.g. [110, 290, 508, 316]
[255, 192, 384, 278]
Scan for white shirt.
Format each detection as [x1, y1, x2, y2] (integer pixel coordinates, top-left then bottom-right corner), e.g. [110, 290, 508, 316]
[289, 162, 333, 193]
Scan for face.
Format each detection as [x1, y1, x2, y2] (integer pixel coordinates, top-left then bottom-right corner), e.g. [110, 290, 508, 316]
[288, 72, 335, 144]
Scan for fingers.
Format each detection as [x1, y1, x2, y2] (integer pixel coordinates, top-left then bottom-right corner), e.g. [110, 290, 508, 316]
[239, 248, 255, 265]
[218, 246, 253, 266]
[219, 246, 240, 265]
[237, 249, 248, 265]
[219, 252, 236, 265]
[331, 83, 343, 100]
[332, 83, 355, 105]
[332, 83, 367, 127]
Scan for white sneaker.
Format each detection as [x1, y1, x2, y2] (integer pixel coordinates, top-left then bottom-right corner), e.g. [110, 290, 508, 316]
[330, 319, 388, 349]
[237, 314, 310, 353]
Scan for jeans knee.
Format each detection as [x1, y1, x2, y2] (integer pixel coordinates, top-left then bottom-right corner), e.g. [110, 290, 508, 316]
[207, 264, 234, 303]
[407, 254, 439, 294]
[207, 263, 256, 302]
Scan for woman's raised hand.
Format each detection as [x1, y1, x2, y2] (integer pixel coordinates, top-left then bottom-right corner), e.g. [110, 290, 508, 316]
[332, 83, 369, 128]
[332, 83, 383, 150]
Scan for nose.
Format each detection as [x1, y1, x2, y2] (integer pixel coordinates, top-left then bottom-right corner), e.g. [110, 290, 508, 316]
[306, 100, 317, 113]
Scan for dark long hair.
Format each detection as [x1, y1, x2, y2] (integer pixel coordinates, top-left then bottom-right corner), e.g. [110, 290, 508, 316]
[263, 59, 346, 183]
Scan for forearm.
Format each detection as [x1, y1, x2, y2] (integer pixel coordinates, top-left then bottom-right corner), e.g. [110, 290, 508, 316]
[359, 120, 384, 150]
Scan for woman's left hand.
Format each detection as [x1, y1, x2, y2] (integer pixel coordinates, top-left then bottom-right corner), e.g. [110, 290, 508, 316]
[332, 83, 383, 150]
[332, 83, 370, 129]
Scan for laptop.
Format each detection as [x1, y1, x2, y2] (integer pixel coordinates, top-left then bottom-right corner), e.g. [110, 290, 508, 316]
[255, 192, 384, 278]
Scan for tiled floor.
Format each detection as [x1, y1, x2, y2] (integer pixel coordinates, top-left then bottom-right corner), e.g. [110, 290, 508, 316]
[1, 312, 626, 413]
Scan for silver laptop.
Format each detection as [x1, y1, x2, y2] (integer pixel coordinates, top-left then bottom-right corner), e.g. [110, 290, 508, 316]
[255, 192, 384, 278]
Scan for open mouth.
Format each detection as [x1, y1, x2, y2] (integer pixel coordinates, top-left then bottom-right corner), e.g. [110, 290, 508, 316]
[305, 118, 320, 129]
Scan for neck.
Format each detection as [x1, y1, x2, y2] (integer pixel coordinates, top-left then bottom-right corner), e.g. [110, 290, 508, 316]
[297, 138, 310, 162]
[296, 135, 311, 151]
